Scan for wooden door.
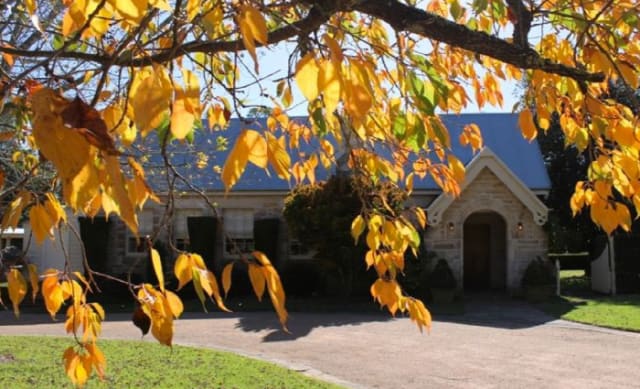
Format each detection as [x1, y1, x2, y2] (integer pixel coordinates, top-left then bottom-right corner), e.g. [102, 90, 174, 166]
[464, 223, 491, 289]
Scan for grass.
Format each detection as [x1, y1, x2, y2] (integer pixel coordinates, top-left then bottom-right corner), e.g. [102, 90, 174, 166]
[536, 270, 640, 332]
[0, 336, 343, 389]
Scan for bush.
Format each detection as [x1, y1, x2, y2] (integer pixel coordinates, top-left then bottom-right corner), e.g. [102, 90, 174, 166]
[522, 257, 557, 287]
[399, 248, 434, 298]
[429, 259, 456, 289]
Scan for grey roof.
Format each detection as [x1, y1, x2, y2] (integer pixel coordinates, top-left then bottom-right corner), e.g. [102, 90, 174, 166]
[140, 113, 550, 193]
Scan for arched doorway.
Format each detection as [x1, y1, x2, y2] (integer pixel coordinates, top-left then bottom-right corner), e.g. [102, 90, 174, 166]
[463, 212, 507, 290]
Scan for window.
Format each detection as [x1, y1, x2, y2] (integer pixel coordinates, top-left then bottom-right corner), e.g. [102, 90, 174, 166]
[125, 211, 152, 256]
[223, 209, 254, 256]
[175, 238, 190, 251]
[174, 209, 201, 251]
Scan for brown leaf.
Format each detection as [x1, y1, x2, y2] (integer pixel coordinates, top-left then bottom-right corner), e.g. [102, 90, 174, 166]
[61, 96, 118, 154]
[132, 306, 151, 336]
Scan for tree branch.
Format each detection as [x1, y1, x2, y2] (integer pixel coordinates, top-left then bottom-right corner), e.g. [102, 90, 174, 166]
[0, 0, 605, 85]
[351, 0, 604, 83]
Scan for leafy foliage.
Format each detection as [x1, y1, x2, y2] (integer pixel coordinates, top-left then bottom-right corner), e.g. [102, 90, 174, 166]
[428, 258, 457, 290]
[522, 257, 557, 287]
[1, 0, 640, 385]
[283, 174, 408, 296]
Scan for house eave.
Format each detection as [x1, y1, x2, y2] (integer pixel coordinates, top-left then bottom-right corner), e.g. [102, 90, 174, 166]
[426, 147, 549, 226]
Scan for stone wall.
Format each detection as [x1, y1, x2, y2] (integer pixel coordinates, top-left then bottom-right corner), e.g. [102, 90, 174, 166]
[425, 168, 547, 293]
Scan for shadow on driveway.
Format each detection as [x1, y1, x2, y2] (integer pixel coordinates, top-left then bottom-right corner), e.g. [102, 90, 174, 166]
[435, 292, 558, 330]
[235, 311, 393, 341]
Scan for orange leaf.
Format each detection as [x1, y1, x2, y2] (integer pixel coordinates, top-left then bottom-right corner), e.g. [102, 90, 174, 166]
[151, 248, 165, 293]
[248, 264, 266, 302]
[7, 268, 27, 317]
[27, 264, 39, 303]
[42, 271, 64, 319]
[519, 108, 537, 141]
[222, 262, 233, 298]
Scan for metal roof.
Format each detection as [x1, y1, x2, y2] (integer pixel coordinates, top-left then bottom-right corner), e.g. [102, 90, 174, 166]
[140, 113, 551, 193]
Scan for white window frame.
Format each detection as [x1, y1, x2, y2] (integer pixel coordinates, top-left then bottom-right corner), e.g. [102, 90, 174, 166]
[223, 209, 254, 257]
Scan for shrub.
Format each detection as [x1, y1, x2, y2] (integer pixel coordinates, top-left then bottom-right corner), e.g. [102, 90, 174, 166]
[429, 258, 456, 289]
[522, 257, 557, 287]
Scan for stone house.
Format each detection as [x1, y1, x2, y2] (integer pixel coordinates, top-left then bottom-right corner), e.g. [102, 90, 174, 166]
[24, 113, 549, 294]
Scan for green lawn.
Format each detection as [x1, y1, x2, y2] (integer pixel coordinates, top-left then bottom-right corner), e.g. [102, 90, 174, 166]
[536, 270, 640, 332]
[0, 336, 343, 389]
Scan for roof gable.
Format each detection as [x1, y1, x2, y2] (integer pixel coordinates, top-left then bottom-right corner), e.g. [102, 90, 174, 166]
[426, 147, 548, 226]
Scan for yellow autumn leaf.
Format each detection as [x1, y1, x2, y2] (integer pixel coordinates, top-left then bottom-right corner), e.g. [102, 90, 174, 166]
[107, 0, 147, 24]
[222, 262, 233, 297]
[447, 155, 466, 184]
[29, 88, 94, 180]
[165, 290, 184, 318]
[221, 130, 267, 191]
[29, 203, 54, 244]
[519, 108, 537, 141]
[44, 192, 67, 225]
[415, 207, 427, 229]
[103, 103, 136, 146]
[85, 343, 106, 380]
[170, 96, 195, 140]
[63, 346, 92, 388]
[27, 264, 39, 303]
[406, 298, 432, 333]
[174, 253, 192, 290]
[129, 67, 172, 135]
[370, 278, 402, 316]
[1, 191, 31, 230]
[318, 59, 342, 114]
[237, 4, 268, 72]
[104, 155, 138, 235]
[151, 248, 164, 293]
[262, 264, 288, 331]
[205, 270, 231, 312]
[295, 53, 320, 102]
[42, 271, 64, 319]
[266, 132, 291, 180]
[248, 264, 266, 301]
[351, 214, 365, 244]
[25, 0, 36, 14]
[7, 268, 27, 317]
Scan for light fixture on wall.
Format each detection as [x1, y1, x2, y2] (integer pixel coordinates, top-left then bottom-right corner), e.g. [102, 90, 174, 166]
[517, 222, 524, 232]
[447, 222, 455, 231]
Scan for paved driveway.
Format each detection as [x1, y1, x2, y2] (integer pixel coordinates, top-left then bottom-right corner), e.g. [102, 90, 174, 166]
[1, 298, 640, 388]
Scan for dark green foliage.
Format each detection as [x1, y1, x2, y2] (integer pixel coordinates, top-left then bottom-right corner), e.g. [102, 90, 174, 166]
[522, 257, 557, 287]
[429, 258, 457, 289]
[537, 116, 598, 253]
[399, 240, 433, 299]
[283, 174, 407, 297]
[280, 261, 321, 297]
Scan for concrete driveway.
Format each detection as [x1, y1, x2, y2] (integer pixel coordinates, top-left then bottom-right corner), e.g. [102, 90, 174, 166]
[1, 298, 639, 388]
